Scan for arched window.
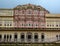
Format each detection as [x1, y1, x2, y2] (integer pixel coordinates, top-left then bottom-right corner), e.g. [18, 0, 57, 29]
[4, 34, 6, 41]
[10, 35, 12, 40]
[41, 33, 45, 41]
[14, 33, 17, 41]
[4, 34, 12, 41]
[34, 33, 38, 39]
[21, 33, 25, 39]
[34, 33, 38, 42]
[7, 35, 9, 39]
[0, 34, 2, 39]
[56, 35, 58, 40]
[7, 35, 9, 41]
[59, 35, 60, 40]
[4, 35, 6, 39]
[0, 34, 2, 41]
[26, 32, 32, 41]
[14, 34, 17, 39]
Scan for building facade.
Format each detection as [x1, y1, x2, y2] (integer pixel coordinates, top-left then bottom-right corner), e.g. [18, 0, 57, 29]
[0, 4, 60, 43]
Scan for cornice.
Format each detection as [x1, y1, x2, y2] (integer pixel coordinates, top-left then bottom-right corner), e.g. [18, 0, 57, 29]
[0, 27, 60, 31]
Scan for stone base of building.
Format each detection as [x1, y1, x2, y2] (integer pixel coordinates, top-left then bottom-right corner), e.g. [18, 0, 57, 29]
[0, 43, 60, 46]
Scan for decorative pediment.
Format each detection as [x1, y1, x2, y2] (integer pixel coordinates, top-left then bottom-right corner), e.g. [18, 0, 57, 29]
[14, 4, 49, 12]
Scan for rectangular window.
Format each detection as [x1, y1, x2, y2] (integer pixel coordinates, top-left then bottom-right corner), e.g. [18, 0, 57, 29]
[15, 10, 19, 15]
[4, 21, 12, 26]
[40, 11, 44, 16]
[22, 10, 25, 14]
[33, 10, 38, 15]
[26, 9, 32, 15]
